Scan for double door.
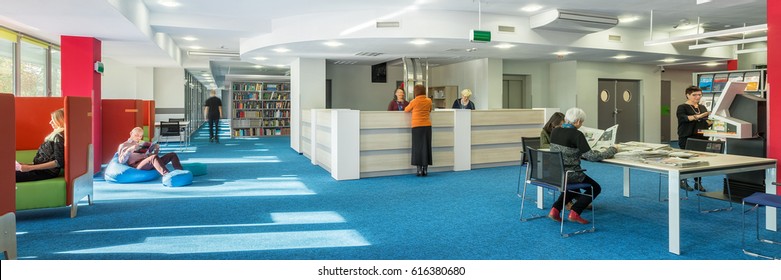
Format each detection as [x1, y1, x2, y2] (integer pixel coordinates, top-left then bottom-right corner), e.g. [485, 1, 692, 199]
[597, 79, 640, 143]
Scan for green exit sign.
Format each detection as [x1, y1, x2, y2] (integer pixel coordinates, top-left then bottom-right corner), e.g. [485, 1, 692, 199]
[470, 30, 491, 43]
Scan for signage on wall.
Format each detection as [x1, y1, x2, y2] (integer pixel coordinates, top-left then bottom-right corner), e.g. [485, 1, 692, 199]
[94, 61, 104, 75]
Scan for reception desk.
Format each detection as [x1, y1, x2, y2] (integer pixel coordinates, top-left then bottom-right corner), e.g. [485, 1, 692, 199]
[301, 108, 553, 180]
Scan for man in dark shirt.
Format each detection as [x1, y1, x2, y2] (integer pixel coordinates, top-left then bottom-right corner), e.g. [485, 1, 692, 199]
[203, 90, 223, 143]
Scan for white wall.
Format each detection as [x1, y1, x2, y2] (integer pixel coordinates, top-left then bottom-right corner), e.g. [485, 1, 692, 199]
[550, 60, 578, 111]
[662, 69, 698, 142]
[502, 60, 550, 108]
[102, 57, 138, 99]
[576, 61, 662, 143]
[136, 67, 154, 100]
[153, 67, 185, 121]
[326, 64, 404, 110]
[292, 58, 326, 152]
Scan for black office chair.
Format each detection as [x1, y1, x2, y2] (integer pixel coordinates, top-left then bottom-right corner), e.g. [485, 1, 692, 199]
[686, 138, 732, 213]
[159, 121, 181, 147]
[519, 147, 596, 237]
[741, 184, 781, 260]
[168, 118, 185, 122]
[517, 137, 541, 197]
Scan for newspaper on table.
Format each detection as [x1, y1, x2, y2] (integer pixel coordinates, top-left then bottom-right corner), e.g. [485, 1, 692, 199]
[579, 124, 618, 149]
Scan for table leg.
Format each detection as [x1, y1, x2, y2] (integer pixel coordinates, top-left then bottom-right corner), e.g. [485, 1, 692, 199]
[765, 167, 777, 231]
[536, 186, 544, 209]
[668, 171, 681, 255]
[623, 167, 631, 197]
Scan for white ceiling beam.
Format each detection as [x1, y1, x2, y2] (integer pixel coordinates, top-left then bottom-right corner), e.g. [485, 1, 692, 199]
[688, 36, 767, 50]
[644, 24, 767, 46]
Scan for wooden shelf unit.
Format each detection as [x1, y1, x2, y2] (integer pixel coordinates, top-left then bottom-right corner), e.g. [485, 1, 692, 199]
[428, 85, 458, 109]
[230, 81, 291, 138]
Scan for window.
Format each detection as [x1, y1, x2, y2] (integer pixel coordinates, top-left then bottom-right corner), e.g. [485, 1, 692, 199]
[0, 28, 15, 94]
[20, 38, 48, 96]
[50, 47, 61, 96]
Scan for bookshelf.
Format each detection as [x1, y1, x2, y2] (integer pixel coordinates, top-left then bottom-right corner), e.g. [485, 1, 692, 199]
[230, 81, 291, 138]
[428, 85, 458, 109]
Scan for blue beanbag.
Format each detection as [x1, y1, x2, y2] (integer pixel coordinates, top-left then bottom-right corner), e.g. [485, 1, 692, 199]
[162, 170, 193, 187]
[104, 156, 160, 183]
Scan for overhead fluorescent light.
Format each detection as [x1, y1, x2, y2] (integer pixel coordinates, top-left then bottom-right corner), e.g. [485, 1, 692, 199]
[736, 47, 767, 54]
[189, 46, 203, 50]
[323, 41, 343, 47]
[495, 43, 515, 49]
[553, 51, 573, 56]
[645, 24, 767, 46]
[661, 58, 680, 63]
[158, 1, 181, 7]
[187, 50, 239, 57]
[273, 48, 290, 53]
[688, 36, 767, 50]
[520, 4, 543, 12]
[703, 62, 720, 67]
[410, 39, 430, 45]
[182, 36, 198, 41]
[253, 57, 268, 61]
[619, 16, 640, 23]
[612, 55, 631, 60]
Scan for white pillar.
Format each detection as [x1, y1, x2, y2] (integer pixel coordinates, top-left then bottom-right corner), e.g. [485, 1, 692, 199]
[290, 58, 326, 153]
[331, 109, 360, 180]
[453, 109, 471, 171]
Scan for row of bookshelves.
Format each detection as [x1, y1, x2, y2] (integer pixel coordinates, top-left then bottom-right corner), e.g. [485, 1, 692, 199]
[234, 101, 290, 109]
[233, 92, 290, 100]
[232, 82, 290, 92]
[234, 110, 290, 119]
[232, 127, 291, 137]
[232, 119, 290, 128]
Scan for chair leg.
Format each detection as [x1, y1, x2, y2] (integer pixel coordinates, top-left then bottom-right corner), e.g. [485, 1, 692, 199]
[519, 181, 545, 222]
[659, 175, 689, 202]
[561, 188, 596, 238]
[742, 201, 781, 260]
[697, 177, 733, 213]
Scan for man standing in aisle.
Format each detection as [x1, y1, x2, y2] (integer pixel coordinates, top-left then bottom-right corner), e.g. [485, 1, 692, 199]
[203, 90, 223, 143]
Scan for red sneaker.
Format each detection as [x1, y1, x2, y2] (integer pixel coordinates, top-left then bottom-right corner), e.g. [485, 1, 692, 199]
[567, 211, 590, 224]
[548, 208, 562, 222]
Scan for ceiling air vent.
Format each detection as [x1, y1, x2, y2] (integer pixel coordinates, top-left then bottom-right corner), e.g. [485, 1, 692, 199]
[355, 52, 383, 57]
[333, 61, 358, 65]
[498, 25, 516, 33]
[376, 21, 400, 28]
[530, 9, 618, 33]
[608, 35, 622, 42]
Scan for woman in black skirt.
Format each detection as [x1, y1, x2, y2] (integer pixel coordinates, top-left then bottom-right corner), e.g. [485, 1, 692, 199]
[404, 84, 433, 176]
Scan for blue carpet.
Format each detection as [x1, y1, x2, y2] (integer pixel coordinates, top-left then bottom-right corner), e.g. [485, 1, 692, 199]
[14, 121, 780, 260]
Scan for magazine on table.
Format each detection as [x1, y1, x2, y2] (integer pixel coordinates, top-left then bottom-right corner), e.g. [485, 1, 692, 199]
[579, 124, 618, 149]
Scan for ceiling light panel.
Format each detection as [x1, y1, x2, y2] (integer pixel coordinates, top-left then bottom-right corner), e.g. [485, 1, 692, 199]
[521, 4, 543, 12]
[410, 39, 430, 45]
[273, 48, 291, 53]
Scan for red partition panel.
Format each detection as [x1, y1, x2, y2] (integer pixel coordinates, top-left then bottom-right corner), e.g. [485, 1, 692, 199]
[770, 0, 781, 193]
[14, 97, 65, 150]
[143, 100, 155, 139]
[61, 36, 102, 173]
[101, 99, 140, 163]
[64, 97, 92, 206]
[0, 94, 15, 214]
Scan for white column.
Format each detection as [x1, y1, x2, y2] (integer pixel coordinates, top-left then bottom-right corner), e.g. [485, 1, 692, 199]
[331, 109, 360, 180]
[452, 109, 471, 171]
[310, 109, 319, 165]
[290, 58, 326, 153]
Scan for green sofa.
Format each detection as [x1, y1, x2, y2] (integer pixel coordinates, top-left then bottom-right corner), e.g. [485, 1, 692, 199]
[15, 150, 67, 210]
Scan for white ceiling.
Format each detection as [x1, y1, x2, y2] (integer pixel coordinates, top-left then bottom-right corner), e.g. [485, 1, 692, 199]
[0, 0, 768, 88]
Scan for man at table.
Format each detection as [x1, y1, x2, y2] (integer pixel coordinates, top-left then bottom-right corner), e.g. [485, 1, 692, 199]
[203, 90, 223, 143]
[547, 107, 618, 224]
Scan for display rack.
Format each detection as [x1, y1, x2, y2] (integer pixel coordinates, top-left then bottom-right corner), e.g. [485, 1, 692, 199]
[230, 81, 291, 138]
[428, 85, 458, 109]
[693, 69, 766, 109]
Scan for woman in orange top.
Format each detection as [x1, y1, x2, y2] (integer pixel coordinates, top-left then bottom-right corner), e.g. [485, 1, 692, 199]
[404, 84, 433, 176]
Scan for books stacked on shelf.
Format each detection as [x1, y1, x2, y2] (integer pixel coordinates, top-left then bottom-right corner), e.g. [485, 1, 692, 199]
[231, 80, 292, 137]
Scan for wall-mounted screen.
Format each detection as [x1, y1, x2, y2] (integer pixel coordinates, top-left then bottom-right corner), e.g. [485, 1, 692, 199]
[371, 62, 387, 83]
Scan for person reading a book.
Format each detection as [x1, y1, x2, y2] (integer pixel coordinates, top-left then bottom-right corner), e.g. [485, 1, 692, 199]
[387, 88, 409, 111]
[452, 89, 475, 110]
[540, 112, 565, 149]
[118, 127, 183, 176]
[546, 107, 618, 224]
[675, 85, 712, 192]
[16, 108, 65, 182]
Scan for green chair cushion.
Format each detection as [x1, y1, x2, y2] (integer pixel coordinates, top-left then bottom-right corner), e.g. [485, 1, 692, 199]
[16, 150, 37, 163]
[181, 162, 207, 176]
[143, 125, 150, 142]
[16, 177, 67, 210]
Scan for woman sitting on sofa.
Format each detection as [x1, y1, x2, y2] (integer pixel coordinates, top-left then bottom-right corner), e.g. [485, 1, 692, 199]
[16, 108, 65, 182]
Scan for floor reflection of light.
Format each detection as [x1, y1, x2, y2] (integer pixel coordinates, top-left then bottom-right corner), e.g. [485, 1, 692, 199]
[97, 179, 316, 201]
[73, 211, 347, 233]
[179, 157, 279, 164]
[16, 231, 28, 235]
[60, 230, 370, 254]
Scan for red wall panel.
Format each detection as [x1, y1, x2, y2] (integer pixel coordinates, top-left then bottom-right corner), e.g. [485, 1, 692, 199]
[1, 94, 15, 214]
[770, 0, 781, 193]
[101, 100, 141, 164]
[61, 36, 102, 173]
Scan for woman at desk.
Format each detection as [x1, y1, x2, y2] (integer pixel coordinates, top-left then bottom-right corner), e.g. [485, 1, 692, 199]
[676, 85, 712, 192]
[547, 107, 617, 224]
[452, 89, 475, 110]
[386, 88, 409, 111]
[16, 109, 65, 182]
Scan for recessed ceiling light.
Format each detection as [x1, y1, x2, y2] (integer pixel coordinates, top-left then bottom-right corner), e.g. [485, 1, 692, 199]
[703, 62, 720, 67]
[553, 51, 573, 56]
[253, 65, 263, 69]
[324, 41, 343, 47]
[619, 16, 640, 23]
[661, 58, 679, 63]
[410, 39, 430, 45]
[190, 46, 202, 50]
[613, 55, 631, 60]
[273, 48, 290, 53]
[277, 65, 287, 68]
[158, 1, 181, 7]
[253, 57, 268, 61]
[182, 36, 198, 41]
[200, 73, 210, 77]
[495, 43, 515, 49]
[520, 4, 543, 12]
